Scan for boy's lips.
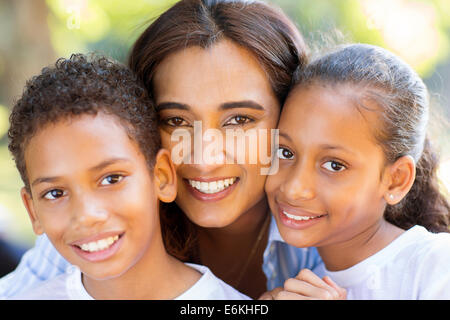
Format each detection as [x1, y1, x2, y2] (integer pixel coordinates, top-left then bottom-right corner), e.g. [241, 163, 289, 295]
[184, 176, 239, 202]
[70, 231, 125, 262]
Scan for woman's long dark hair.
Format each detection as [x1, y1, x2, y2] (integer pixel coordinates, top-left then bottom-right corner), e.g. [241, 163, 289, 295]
[128, 0, 309, 260]
[293, 43, 450, 233]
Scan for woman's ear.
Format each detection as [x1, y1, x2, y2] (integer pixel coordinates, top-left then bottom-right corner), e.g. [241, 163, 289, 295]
[383, 155, 416, 205]
[153, 148, 177, 203]
[21, 187, 44, 235]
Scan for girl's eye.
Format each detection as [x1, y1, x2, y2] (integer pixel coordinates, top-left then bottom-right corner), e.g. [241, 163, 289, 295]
[277, 147, 294, 160]
[322, 161, 346, 172]
[224, 115, 253, 126]
[43, 189, 66, 200]
[165, 117, 189, 127]
[100, 174, 124, 186]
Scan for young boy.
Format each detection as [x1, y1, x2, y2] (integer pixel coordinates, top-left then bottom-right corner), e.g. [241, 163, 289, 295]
[8, 54, 249, 300]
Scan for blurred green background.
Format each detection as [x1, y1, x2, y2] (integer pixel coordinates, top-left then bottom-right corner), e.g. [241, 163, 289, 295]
[0, 0, 449, 249]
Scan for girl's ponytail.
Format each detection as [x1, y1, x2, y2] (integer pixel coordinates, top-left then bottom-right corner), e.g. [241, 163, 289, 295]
[294, 43, 449, 233]
[385, 138, 450, 233]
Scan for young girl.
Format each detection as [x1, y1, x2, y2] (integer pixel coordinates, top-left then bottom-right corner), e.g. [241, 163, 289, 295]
[264, 43, 450, 299]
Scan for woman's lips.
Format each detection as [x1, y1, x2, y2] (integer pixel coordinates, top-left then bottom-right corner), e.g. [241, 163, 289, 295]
[184, 177, 239, 202]
[277, 202, 327, 230]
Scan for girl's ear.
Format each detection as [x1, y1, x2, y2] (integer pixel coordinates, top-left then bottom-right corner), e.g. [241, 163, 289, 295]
[383, 155, 416, 205]
[153, 149, 177, 203]
[21, 187, 44, 235]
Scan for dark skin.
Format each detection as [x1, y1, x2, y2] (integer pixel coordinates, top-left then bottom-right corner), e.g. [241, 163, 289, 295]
[153, 39, 280, 298]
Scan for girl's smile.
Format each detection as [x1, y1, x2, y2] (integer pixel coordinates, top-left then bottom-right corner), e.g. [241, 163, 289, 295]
[266, 84, 395, 263]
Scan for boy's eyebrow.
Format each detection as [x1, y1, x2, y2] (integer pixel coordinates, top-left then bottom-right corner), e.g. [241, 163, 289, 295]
[88, 158, 132, 172]
[31, 176, 62, 188]
[31, 158, 131, 187]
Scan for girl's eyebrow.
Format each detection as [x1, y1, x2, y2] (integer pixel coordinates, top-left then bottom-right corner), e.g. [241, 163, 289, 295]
[319, 144, 357, 155]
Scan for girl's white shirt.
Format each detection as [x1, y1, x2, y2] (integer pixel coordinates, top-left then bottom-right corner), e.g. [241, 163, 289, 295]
[11, 263, 250, 300]
[314, 225, 450, 299]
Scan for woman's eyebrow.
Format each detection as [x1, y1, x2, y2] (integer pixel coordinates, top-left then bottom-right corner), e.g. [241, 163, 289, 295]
[156, 102, 190, 111]
[219, 100, 264, 111]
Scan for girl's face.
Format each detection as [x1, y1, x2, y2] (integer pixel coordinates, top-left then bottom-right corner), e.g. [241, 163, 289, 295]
[153, 39, 280, 228]
[265, 84, 391, 248]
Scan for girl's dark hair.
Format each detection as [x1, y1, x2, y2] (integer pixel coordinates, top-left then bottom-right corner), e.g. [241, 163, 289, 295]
[292, 43, 450, 233]
[128, 0, 309, 261]
[8, 53, 160, 193]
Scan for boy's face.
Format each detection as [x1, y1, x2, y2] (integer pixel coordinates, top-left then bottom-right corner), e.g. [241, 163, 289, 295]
[265, 85, 391, 249]
[21, 113, 174, 280]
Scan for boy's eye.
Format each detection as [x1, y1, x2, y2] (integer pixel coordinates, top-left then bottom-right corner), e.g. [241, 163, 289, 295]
[322, 161, 346, 172]
[224, 115, 253, 126]
[100, 174, 124, 186]
[277, 147, 294, 160]
[165, 117, 189, 127]
[43, 189, 66, 200]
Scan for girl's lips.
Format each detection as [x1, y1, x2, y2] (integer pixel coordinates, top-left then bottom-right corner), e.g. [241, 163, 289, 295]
[184, 177, 240, 202]
[70, 232, 125, 263]
[276, 202, 328, 230]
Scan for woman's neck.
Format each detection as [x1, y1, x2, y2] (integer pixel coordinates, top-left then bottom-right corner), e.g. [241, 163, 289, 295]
[195, 197, 270, 298]
[317, 219, 404, 271]
[197, 197, 269, 252]
[82, 233, 201, 300]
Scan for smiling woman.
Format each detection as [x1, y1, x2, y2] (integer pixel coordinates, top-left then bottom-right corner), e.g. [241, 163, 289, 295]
[128, 0, 319, 298]
[0, 0, 322, 300]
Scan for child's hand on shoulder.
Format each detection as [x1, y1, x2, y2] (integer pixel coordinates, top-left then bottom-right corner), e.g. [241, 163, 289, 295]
[265, 269, 347, 300]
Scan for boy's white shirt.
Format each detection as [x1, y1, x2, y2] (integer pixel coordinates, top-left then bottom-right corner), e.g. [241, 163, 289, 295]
[11, 262, 250, 300]
[314, 225, 450, 299]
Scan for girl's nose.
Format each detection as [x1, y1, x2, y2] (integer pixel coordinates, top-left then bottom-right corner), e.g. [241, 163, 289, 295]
[280, 163, 316, 201]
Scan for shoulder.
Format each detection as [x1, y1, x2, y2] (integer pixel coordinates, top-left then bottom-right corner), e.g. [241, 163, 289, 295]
[176, 263, 251, 300]
[9, 272, 71, 300]
[402, 226, 450, 299]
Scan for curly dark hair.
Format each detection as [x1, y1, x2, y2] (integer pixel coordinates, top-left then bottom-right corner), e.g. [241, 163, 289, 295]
[8, 53, 160, 192]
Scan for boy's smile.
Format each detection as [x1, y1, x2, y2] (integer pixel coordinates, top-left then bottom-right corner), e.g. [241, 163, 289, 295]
[22, 112, 162, 280]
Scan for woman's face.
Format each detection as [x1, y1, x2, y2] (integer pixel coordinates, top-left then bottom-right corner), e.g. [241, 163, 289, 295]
[153, 39, 280, 228]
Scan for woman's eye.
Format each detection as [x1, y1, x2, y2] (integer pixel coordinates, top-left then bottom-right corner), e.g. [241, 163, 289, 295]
[322, 161, 346, 172]
[277, 147, 294, 160]
[165, 117, 189, 127]
[225, 115, 253, 126]
[43, 189, 66, 200]
[100, 174, 124, 186]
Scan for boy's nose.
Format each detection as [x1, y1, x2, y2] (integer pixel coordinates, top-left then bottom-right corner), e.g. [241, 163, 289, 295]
[72, 195, 109, 227]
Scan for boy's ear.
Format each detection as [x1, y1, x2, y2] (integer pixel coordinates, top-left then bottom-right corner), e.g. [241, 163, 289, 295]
[20, 187, 44, 235]
[153, 149, 177, 203]
[383, 155, 416, 205]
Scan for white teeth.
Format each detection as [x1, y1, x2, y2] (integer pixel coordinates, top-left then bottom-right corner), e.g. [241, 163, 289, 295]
[282, 211, 324, 221]
[79, 235, 119, 252]
[188, 178, 237, 194]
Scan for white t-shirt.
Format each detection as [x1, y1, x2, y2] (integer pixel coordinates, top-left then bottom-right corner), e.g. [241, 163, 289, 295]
[314, 225, 450, 299]
[11, 263, 250, 300]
